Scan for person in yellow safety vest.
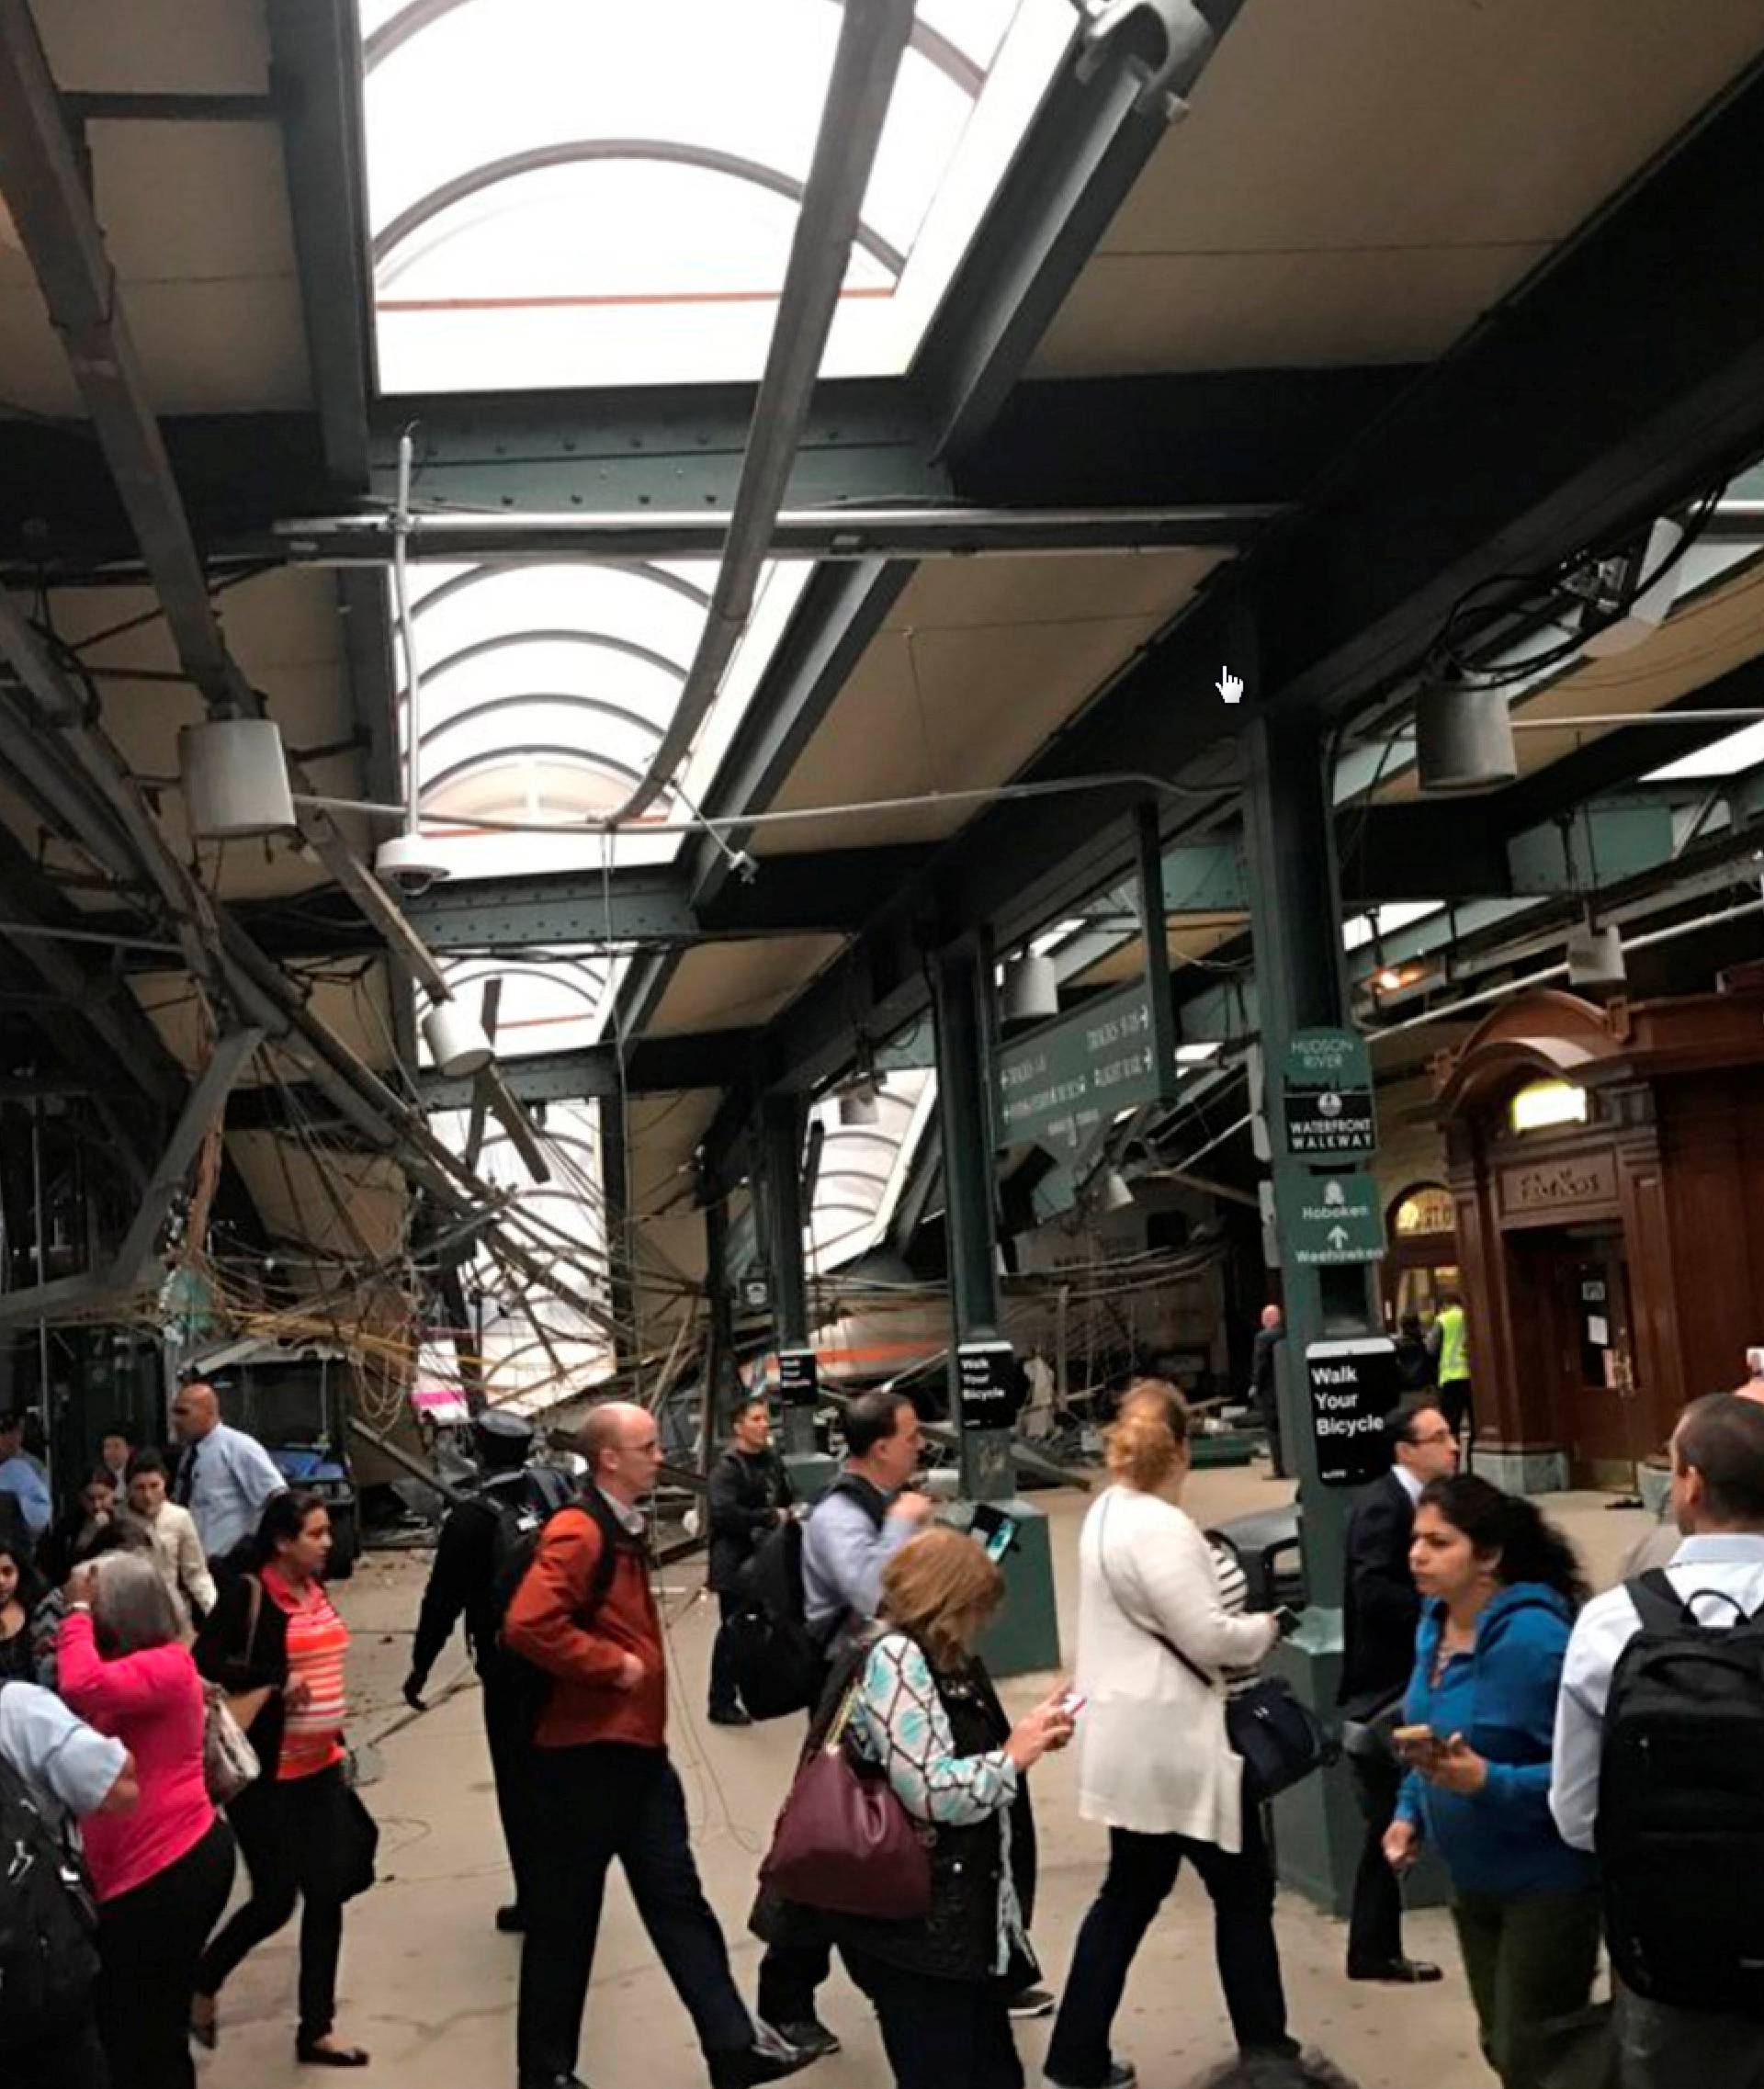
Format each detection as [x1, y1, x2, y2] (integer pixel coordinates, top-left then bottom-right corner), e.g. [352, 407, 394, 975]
[1429, 1293, 1473, 1457]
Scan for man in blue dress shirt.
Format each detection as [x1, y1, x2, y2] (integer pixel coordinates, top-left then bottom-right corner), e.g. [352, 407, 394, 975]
[170, 1381, 286, 1566]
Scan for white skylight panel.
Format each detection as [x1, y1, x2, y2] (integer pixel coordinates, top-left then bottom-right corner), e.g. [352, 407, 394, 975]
[1645, 718, 1764, 781]
[363, 0, 1074, 391]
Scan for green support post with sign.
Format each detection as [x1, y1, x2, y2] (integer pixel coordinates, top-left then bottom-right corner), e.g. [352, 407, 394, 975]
[1241, 702, 1398, 1920]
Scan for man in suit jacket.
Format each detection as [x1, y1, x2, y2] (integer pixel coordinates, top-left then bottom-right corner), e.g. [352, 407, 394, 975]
[1340, 1397, 1460, 1982]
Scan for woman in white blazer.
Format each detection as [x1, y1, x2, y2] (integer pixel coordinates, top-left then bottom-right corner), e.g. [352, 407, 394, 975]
[1044, 1386, 1295, 2089]
[121, 1448, 216, 1628]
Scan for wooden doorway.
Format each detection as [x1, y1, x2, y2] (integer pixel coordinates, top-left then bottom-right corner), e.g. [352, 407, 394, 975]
[1510, 1225, 1640, 1485]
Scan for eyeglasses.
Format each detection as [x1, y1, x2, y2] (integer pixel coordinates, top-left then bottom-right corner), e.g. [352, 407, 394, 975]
[1408, 1428, 1457, 1447]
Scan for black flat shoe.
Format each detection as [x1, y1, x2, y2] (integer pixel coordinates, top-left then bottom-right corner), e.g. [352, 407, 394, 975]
[707, 1706, 752, 1726]
[297, 2036, 370, 2067]
[1348, 1957, 1443, 1984]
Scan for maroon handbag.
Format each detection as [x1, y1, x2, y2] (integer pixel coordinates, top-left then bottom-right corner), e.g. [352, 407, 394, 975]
[759, 1689, 933, 1920]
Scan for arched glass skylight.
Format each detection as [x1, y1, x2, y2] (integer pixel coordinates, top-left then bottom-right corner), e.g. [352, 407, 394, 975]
[418, 1101, 615, 1416]
[393, 554, 810, 878]
[805, 1069, 935, 1271]
[360, 0, 1074, 390]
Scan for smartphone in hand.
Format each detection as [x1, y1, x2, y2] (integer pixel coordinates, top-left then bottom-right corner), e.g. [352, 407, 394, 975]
[1272, 1605, 1302, 1639]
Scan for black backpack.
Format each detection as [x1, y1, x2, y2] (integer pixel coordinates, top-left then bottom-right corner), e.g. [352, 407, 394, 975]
[490, 1482, 623, 1723]
[1597, 1568, 1764, 2018]
[0, 1687, 103, 2048]
[726, 1478, 886, 1721]
[485, 1463, 582, 1623]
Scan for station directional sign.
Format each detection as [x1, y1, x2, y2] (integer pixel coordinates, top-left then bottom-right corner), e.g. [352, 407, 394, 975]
[1291, 1169, 1385, 1265]
[1282, 1026, 1377, 1158]
[996, 982, 1170, 1158]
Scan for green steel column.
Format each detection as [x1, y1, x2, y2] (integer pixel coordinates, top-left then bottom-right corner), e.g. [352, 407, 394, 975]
[757, 1092, 829, 1488]
[598, 1096, 636, 1383]
[931, 938, 1059, 1677]
[702, 1186, 741, 1449]
[1241, 703, 1385, 1915]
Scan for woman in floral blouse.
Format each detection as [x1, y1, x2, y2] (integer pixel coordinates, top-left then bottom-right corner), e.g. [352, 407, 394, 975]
[821, 1526, 1075, 2089]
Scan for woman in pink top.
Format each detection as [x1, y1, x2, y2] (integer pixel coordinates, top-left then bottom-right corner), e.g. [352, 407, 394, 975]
[58, 1549, 235, 2089]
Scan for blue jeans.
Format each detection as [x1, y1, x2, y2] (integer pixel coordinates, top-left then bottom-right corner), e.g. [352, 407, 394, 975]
[1046, 1805, 1293, 2083]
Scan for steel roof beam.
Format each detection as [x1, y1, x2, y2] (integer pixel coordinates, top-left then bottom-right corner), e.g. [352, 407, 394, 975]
[911, 1, 1250, 460]
[710, 53, 1764, 1143]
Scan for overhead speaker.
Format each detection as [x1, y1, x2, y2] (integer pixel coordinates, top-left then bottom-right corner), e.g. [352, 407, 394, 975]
[1414, 684, 1518, 795]
[1097, 1169, 1135, 1214]
[178, 717, 296, 838]
[423, 999, 495, 1078]
[838, 1082, 881, 1128]
[1566, 920, 1627, 989]
[1001, 953, 1059, 1024]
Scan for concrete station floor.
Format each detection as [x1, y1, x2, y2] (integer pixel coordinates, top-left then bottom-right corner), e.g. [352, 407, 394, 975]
[193, 1466, 1654, 2089]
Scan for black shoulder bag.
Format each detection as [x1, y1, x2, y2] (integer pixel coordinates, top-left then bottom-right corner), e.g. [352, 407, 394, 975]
[1096, 1495, 1325, 1804]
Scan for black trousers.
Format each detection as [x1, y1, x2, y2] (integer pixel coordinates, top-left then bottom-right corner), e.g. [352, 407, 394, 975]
[843, 1947, 1023, 2089]
[1440, 1379, 1474, 1450]
[709, 1590, 743, 1717]
[197, 1768, 349, 2043]
[15, 2020, 108, 2089]
[517, 1742, 753, 2083]
[1346, 1750, 1406, 1973]
[1046, 1804, 1294, 2083]
[95, 1817, 235, 2089]
[483, 1665, 539, 1912]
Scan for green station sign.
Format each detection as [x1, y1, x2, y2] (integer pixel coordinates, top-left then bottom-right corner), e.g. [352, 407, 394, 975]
[996, 982, 1170, 1158]
[1290, 1169, 1385, 1265]
[1282, 1026, 1377, 1158]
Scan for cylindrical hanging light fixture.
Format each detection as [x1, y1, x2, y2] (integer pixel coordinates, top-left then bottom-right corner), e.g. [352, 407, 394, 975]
[838, 1083, 881, 1128]
[1566, 919, 1627, 988]
[178, 717, 296, 838]
[1001, 953, 1059, 1024]
[423, 999, 495, 1078]
[1415, 683, 1519, 794]
[1097, 1169, 1135, 1214]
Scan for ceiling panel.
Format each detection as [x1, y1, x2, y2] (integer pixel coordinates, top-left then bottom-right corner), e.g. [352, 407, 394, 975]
[131, 964, 397, 1078]
[1064, 920, 1249, 991]
[645, 934, 848, 1037]
[33, 0, 270, 95]
[1036, 0, 1764, 376]
[226, 1133, 409, 1263]
[0, 23, 308, 414]
[756, 549, 1227, 853]
[1034, 244, 1551, 377]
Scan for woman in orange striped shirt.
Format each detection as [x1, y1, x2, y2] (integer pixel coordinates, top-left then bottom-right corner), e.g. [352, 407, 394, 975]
[194, 1491, 377, 2068]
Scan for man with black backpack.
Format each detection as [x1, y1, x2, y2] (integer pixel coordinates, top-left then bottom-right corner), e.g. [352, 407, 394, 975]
[707, 1396, 793, 1726]
[1551, 1391, 1764, 2085]
[0, 1677, 139, 2088]
[403, 1408, 575, 1935]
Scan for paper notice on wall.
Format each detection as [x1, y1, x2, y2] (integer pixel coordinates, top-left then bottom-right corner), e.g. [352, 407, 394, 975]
[1588, 1315, 1609, 1348]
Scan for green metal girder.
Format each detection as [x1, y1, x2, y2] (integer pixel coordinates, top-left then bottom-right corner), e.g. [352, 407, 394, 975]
[1506, 799, 1679, 896]
[366, 383, 945, 515]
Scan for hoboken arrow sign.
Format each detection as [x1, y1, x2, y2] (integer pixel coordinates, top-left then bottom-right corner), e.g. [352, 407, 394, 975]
[1290, 1169, 1385, 1265]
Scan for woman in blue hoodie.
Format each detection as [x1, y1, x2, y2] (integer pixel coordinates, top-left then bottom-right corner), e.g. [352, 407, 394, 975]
[1381, 1474, 1597, 2089]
